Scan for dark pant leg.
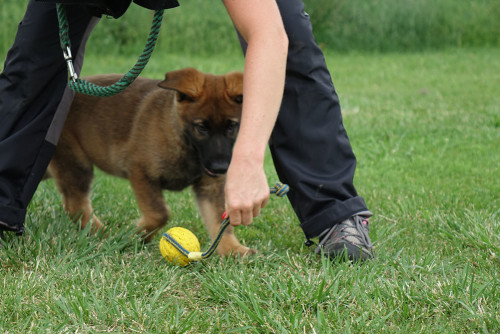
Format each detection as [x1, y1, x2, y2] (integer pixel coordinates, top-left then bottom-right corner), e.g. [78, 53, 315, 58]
[0, 0, 99, 233]
[237, 0, 369, 239]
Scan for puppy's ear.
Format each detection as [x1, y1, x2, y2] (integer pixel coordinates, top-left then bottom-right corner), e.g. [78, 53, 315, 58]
[225, 71, 243, 104]
[158, 67, 205, 101]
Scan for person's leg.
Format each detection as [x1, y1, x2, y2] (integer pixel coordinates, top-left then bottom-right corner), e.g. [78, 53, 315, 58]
[237, 0, 373, 259]
[0, 0, 99, 235]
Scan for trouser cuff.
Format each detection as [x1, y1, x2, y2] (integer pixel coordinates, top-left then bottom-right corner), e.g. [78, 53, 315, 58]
[0, 204, 26, 233]
[299, 196, 370, 239]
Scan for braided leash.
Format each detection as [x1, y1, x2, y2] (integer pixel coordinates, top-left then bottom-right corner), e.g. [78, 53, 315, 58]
[162, 182, 290, 261]
[56, 4, 164, 97]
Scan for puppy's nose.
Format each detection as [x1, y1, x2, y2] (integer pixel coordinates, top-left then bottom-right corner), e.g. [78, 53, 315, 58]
[205, 160, 230, 176]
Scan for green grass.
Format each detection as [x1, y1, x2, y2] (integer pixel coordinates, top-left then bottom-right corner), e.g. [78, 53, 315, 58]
[1, 1, 498, 332]
[1, 47, 499, 332]
[2, 0, 500, 57]
[306, 0, 500, 52]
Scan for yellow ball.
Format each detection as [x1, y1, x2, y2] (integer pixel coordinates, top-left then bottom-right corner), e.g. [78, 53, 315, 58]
[159, 227, 201, 267]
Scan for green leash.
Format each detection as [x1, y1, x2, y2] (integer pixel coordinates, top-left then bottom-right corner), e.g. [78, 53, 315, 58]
[162, 182, 290, 261]
[56, 4, 164, 97]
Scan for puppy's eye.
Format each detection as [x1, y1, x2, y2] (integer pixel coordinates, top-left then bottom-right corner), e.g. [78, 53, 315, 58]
[178, 92, 195, 102]
[233, 94, 243, 104]
[193, 122, 209, 135]
[225, 121, 239, 135]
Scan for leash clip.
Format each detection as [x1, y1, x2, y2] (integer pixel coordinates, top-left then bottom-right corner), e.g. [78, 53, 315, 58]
[63, 46, 78, 82]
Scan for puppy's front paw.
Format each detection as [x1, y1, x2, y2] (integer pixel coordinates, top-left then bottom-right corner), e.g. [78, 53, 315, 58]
[136, 219, 158, 243]
[237, 246, 258, 257]
[137, 226, 160, 243]
[82, 215, 104, 235]
[218, 244, 258, 257]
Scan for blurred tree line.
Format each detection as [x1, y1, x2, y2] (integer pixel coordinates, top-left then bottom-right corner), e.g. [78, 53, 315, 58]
[1, 0, 499, 57]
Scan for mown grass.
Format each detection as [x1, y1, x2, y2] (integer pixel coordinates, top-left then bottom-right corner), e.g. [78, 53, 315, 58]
[1, 47, 499, 332]
[1, 0, 499, 332]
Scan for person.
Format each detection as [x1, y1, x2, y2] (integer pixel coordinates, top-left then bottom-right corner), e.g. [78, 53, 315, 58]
[229, 0, 374, 261]
[0, 0, 373, 261]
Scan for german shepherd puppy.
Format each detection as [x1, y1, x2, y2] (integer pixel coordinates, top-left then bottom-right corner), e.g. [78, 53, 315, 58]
[46, 67, 253, 256]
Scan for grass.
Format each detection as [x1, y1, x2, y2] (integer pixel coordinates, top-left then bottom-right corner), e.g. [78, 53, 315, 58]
[1, 47, 498, 332]
[1, 1, 498, 332]
[2, 0, 500, 57]
[306, 0, 500, 52]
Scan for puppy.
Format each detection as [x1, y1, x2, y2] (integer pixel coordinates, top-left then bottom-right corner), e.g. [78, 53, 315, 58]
[46, 67, 253, 256]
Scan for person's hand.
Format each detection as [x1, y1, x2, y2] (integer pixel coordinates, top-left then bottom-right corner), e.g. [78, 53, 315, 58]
[224, 154, 270, 226]
[221, 0, 287, 226]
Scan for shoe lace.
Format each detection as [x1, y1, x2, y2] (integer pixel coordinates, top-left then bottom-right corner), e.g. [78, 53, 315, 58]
[338, 216, 373, 250]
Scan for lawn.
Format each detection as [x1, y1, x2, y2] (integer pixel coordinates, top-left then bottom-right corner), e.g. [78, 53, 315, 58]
[1, 46, 499, 332]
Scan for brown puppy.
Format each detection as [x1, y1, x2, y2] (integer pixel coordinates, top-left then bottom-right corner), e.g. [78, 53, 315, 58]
[46, 67, 253, 256]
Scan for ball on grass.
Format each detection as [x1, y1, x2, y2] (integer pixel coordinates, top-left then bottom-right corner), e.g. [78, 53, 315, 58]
[159, 227, 201, 267]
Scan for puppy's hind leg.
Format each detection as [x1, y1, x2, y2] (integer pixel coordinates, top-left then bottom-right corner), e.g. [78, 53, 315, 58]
[48, 159, 103, 234]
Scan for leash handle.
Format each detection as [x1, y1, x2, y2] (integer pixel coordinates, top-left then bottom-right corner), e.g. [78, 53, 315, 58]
[56, 4, 164, 97]
[162, 182, 289, 262]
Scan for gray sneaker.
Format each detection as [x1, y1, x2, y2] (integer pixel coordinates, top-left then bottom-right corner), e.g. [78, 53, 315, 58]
[315, 214, 374, 261]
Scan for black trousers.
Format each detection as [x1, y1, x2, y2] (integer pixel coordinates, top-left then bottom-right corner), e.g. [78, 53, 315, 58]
[0, 0, 369, 240]
[243, 0, 370, 239]
[0, 0, 99, 233]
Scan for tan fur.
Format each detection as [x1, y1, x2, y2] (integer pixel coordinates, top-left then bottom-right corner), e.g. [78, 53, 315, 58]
[46, 67, 254, 256]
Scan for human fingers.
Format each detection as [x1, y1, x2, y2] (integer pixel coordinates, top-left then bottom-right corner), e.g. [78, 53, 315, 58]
[240, 207, 253, 226]
[227, 207, 242, 226]
[252, 205, 261, 219]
